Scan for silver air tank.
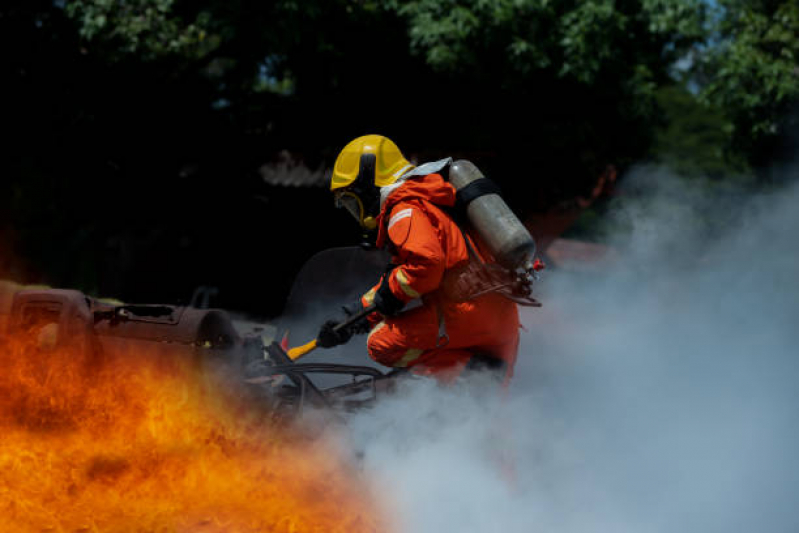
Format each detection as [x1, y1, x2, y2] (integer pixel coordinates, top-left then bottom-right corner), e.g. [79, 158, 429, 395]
[448, 160, 537, 273]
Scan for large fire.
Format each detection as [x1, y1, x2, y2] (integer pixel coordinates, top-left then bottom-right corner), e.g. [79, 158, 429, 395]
[0, 327, 386, 532]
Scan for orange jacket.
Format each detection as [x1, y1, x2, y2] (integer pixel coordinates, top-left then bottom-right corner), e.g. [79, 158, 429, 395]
[361, 172, 520, 379]
[372, 173, 470, 303]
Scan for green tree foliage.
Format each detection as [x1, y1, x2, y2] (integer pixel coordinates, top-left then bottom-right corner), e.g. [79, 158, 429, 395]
[651, 85, 750, 179]
[64, 0, 215, 60]
[700, 0, 799, 165]
[392, 0, 705, 104]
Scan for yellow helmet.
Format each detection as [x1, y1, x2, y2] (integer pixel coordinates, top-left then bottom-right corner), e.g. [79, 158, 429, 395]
[330, 135, 414, 230]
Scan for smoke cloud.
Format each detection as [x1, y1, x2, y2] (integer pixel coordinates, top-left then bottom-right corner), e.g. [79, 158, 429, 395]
[333, 166, 799, 533]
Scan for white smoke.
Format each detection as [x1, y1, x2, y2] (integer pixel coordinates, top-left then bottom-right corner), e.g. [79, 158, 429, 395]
[335, 165, 799, 533]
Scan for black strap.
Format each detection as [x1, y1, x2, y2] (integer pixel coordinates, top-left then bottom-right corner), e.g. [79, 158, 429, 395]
[356, 154, 376, 188]
[352, 154, 380, 216]
[456, 178, 502, 209]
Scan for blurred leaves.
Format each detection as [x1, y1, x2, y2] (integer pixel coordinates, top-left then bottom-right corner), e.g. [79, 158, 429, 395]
[651, 85, 751, 179]
[699, 1, 799, 162]
[642, 0, 707, 39]
[559, 0, 627, 83]
[392, 0, 705, 86]
[64, 0, 217, 60]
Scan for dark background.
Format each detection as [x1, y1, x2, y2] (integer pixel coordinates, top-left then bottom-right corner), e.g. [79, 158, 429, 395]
[2, 0, 797, 317]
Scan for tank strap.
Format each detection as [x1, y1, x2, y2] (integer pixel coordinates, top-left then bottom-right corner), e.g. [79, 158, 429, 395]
[455, 178, 502, 209]
[459, 225, 485, 265]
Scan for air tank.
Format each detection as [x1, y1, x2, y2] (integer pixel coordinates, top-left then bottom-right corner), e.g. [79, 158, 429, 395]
[448, 160, 537, 273]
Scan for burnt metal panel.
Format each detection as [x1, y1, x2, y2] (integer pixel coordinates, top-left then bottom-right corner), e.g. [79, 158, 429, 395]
[93, 305, 240, 349]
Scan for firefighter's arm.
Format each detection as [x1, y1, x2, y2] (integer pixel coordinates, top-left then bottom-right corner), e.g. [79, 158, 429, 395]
[377, 204, 446, 314]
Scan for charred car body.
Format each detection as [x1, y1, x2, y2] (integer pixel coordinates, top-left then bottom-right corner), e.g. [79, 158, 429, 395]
[0, 277, 393, 417]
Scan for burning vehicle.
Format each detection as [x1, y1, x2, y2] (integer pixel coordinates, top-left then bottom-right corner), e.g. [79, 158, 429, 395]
[0, 276, 387, 532]
[0, 249, 402, 530]
[0, 248, 405, 420]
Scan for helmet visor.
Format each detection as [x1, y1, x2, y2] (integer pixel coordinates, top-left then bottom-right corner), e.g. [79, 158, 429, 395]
[334, 191, 365, 224]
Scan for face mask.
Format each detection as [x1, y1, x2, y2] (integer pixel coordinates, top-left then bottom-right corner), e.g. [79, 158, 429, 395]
[334, 191, 377, 230]
[334, 191, 362, 221]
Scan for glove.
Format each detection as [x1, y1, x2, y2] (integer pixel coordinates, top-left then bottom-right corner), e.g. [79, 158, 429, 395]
[316, 301, 371, 348]
[317, 319, 353, 348]
[373, 274, 405, 317]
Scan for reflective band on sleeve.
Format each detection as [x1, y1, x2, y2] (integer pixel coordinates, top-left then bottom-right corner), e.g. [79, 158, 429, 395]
[388, 208, 413, 230]
[394, 268, 421, 298]
[395, 348, 424, 368]
[362, 287, 377, 306]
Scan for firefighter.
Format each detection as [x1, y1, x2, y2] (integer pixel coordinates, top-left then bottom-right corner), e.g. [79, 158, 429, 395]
[317, 135, 520, 384]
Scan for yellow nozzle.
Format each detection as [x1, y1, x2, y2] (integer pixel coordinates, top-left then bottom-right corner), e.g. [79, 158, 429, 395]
[287, 339, 318, 361]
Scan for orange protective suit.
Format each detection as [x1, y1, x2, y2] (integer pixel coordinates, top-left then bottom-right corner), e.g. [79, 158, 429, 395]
[361, 172, 520, 383]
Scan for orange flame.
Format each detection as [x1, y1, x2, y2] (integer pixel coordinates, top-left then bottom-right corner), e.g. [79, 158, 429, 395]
[0, 328, 386, 532]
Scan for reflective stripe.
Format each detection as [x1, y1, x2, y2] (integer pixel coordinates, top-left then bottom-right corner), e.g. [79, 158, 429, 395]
[362, 287, 377, 306]
[399, 158, 452, 180]
[388, 208, 413, 230]
[392, 163, 414, 180]
[395, 348, 424, 368]
[395, 268, 421, 298]
[367, 320, 386, 344]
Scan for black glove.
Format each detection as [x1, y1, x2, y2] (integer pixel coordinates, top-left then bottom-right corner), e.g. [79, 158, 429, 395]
[317, 319, 353, 348]
[316, 301, 371, 348]
[373, 274, 405, 316]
